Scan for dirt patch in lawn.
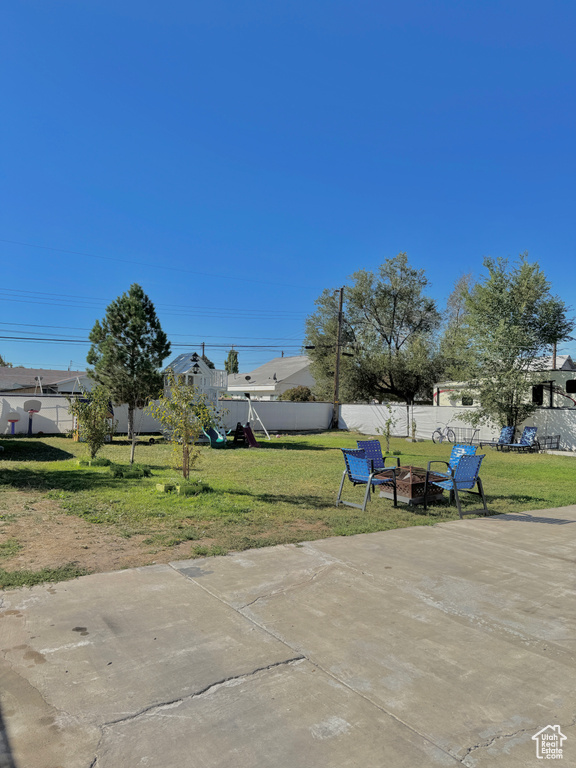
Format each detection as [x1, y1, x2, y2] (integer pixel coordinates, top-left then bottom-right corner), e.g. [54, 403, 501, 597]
[0, 491, 214, 574]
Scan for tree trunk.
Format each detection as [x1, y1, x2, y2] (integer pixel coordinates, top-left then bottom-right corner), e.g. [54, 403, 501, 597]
[182, 444, 189, 480]
[128, 407, 136, 464]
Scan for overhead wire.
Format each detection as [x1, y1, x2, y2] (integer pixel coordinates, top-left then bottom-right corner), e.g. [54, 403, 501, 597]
[0, 238, 324, 290]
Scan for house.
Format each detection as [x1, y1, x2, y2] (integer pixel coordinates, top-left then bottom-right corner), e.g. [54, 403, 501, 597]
[433, 355, 576, 409]
[0, 367, 90, 395]
[227, 355, 315, 401]
[163, 352, 228, 407]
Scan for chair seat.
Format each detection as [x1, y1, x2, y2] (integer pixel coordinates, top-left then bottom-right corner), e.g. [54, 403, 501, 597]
[435, 479, 477, 491]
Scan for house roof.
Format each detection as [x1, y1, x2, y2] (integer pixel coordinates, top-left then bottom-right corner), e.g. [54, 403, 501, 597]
[163, 352, 223, 375]
[528, 355, 576, 371]
[228, 355, 310, 389]
[0, 367, 86, 392]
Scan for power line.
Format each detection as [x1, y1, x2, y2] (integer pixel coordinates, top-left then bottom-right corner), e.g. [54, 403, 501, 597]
[0, 322, 304, 342]
[0, 238, 323, 290]
[0, 287, 306, 316]
[0, 334, 302, 350]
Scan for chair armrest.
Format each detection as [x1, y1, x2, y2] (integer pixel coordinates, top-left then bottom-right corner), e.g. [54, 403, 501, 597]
[383, 456, 401, 468]
[427, 459, 449, 471]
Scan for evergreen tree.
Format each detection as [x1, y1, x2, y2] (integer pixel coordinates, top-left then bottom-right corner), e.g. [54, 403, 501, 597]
[0, 353, 13, 367]
[87, 284, 171, 462]
[201, 354, 215, 369]
[225, 348, 239, 374]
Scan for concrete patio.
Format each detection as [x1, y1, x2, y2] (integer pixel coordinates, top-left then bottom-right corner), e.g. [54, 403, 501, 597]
[1, 506, 575, 767]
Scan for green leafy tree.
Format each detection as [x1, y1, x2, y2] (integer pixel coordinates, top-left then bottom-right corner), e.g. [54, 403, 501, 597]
[0, 354, 13, 367]
[224, 348, 239, 374]
[460, 255, 573, 429]
[439, 274, 477, 381]
[279, 385, 315, 402]
[201, 354, 215, 369]
[305, 254, 443, 417]
[67, 386, 115, 459]
[146, 369, 221, 479]
[87, 284, 171, 463]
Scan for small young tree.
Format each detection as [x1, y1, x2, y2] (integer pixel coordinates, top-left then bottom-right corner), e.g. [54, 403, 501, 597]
[279, 385, 315, 402]
[375, 403, 398, 453]
[67, 386, 114, 459]
[0, 353, 13, 367]
[146, 369, 220, 479]
[225, 349, 239, 374]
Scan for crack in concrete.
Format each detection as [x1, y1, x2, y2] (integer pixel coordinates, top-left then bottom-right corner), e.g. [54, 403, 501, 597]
[462, 715, 576, 763]
[100, 656, 305, 728]
[240, 562, 335, 609]
[171, 552, 463, 765]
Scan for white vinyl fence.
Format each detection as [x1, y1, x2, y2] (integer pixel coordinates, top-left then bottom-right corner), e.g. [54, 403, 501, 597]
[3, 394, 576, 451]
[339, 404, 576, 451]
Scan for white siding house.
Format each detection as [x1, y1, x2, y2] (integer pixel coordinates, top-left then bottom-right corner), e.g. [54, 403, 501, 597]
[163, 352, 228, 406]
[227, 355, 314, 401]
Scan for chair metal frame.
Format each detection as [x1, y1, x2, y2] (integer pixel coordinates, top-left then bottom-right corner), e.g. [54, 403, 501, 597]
[337, 448, 399, 512]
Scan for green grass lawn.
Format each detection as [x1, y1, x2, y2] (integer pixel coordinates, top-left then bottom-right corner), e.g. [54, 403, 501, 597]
[0, 432, 575, 581]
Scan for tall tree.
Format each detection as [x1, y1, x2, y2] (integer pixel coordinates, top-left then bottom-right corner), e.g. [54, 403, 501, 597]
[87, 284, 171, 462]
[225, 348, 239, 374]
[439, 273, 476, 381]
[305, 254, 442, 415]
[461, 255, 573, 429]
[201, 353, 215, 369]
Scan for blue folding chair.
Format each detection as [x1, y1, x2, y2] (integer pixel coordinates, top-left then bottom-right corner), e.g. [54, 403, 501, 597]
[356, 439, 400, 472]
[501, 426, 538, 452]
[426, 454, 488, 518]
[479, 426, 515, 450]
[427, 444, 477, 482]
[337, 448, 398, 511]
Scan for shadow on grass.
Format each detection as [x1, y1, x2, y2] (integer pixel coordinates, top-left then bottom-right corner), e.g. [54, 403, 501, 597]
[0, 440, 74, 462]
[0, 467, 123, 491]
[229, 440, 334, 452]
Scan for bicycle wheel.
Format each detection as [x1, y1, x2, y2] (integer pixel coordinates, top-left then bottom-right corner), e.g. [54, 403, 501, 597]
[446, 429, 456, 443]
[432, 429, 444, 444]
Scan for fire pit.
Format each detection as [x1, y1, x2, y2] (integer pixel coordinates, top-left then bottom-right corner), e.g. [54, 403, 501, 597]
[376, 465, 445, 506]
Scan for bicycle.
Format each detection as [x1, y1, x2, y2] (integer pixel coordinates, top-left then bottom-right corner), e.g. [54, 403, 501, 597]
[431, 423, 456, 444]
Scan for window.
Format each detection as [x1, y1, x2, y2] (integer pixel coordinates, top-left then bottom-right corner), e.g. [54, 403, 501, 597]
[566, 379, 576, 394]
[532, 385, 544, 406]
[461, 396, 473, 406]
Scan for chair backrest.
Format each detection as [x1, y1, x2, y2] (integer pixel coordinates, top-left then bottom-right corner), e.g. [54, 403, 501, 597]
[518, 426, 537, 446]
[448, 444, 477, 470]
[453, 454, 485, 489]
[356, 440, 384, 469]
[498, 426, 515, 444]
[342, 448, 371, 483]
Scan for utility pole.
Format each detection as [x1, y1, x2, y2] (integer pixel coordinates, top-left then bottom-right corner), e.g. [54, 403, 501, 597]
[201, 342, 205, 358]
[331, 287, 344, 429]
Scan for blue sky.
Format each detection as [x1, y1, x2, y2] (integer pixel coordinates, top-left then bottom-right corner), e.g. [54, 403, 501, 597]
[2, 0, 575, 372]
